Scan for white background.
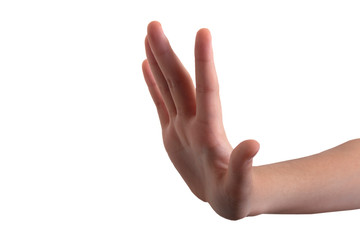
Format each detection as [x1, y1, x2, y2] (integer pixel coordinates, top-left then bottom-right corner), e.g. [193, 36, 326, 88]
[1, 0, 359, 239]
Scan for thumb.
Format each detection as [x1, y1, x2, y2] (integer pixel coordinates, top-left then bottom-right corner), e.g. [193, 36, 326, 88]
[227, 140, 260, 183]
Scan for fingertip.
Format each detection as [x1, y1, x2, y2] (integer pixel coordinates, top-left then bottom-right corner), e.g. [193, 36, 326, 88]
[195, 28, 213, 62]
[144, 35, 152, 51]
[141, 59, 149, 82]
[241, 139, 260, 159]
[230, 139, 260, 166]
[147, 21, 169, 55]
[245, 139, 260, 154]
[196, 28, 212, 41]
[142, 59, 154, 86]
[148, 21, 161, 31]
[142, 59, 148, 70]
[144, 36, 156, 64]
[147, 21, 163, 38]
[196, 28, 212, 48]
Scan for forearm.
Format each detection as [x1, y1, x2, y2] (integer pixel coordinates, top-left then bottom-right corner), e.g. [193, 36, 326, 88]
[250, 139, 360, 216]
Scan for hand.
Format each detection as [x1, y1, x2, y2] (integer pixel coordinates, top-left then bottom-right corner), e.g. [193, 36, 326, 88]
[142, 21, 260, 220]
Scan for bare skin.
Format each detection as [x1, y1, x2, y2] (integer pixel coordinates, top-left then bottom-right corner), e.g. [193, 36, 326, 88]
[142, 21, 360, 220]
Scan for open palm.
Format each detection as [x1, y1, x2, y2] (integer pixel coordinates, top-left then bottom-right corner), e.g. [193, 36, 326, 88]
[142, 21, 260, 220]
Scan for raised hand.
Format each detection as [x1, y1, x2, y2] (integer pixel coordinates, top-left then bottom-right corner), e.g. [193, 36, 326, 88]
[142, 21, 260, 220]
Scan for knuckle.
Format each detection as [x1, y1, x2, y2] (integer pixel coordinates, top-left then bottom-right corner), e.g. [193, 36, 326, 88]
[165, 76, 178, 90]
[196, 83, 219, 94]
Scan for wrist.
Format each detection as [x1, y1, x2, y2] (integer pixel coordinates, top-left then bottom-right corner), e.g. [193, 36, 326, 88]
[247, 166, 270, 217]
